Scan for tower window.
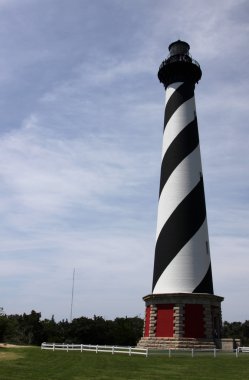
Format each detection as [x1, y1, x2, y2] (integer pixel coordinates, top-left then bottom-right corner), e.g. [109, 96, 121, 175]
[206, 241, 210, 255]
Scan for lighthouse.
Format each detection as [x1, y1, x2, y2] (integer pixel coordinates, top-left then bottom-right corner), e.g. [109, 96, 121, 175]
[138, 41, 223, 349]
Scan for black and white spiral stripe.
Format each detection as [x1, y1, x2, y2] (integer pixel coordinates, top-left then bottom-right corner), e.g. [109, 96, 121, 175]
[152, 81, 214, 294]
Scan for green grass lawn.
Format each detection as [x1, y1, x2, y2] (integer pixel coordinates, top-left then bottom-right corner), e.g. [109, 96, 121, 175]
[0, 347, 248, 380]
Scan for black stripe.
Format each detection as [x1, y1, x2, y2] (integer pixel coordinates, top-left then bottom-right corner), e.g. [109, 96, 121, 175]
[152, 178, 206, 291]
[159, 117, 199, 196]
[193, 264, 214, 294]
[164, 82, 194, 129]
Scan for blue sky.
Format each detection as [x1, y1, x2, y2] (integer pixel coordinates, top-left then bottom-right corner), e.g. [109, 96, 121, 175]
[0, 0, 248, 322]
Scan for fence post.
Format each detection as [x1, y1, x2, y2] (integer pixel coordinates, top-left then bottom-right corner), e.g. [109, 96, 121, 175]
[129, 347, 131, 356]
[81, 344, 83, 353]
[96, 345, 98, 354]
[53, 343, 55, 352]
[214, 348, 216, 358]
[169, 348, 171, 358]
[112, 346, 114, 355]
[146, 348, 148, 358]
[236, 348, 239, 358]
[191, 349, 194, 358]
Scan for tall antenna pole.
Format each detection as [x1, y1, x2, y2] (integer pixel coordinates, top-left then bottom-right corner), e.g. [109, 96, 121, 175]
[70, 268, 75, 323]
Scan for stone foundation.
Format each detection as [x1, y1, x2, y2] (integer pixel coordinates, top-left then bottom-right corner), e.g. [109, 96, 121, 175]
[221, 338, 240, 351]
[138, 337, 217, 350]
[137, 293, 224, 349]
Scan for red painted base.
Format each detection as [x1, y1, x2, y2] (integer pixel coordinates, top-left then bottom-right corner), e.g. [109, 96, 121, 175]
[156, 304, 174, 337]
[139, 293, 223, 349]
[184, 304, 204, 338]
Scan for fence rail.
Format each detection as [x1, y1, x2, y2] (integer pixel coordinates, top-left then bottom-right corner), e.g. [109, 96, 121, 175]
[41, 343, 148, 357]
[149, 348, 220, 358]
[150, 348, 240, 358]
[238, 347, 249, 353]
[41, 343, 245, 358]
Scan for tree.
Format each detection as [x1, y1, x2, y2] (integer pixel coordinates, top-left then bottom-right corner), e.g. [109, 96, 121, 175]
[113, 317, 143, 346]
[0, 314, 8, 341]
[20, 310, 43, 344]
[222, 321, 249, 345]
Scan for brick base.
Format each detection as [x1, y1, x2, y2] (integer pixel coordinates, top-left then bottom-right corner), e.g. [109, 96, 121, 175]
[138, 293, 224, 349]
[137, 337, 217, 350]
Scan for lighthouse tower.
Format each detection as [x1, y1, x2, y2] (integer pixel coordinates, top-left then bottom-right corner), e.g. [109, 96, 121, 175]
[139, 41, 223, 349]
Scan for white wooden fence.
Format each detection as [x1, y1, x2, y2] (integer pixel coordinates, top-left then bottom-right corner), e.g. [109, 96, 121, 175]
[41, 343, 249, 358]
[41, 343, 148, 357]
[237, 347, 249, 353]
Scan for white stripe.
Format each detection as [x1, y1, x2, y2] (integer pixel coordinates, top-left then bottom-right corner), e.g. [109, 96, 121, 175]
[162, 96, 196, 159]
[165, 82, 183, 105]
[153, 220, 211, 294]
[156, 145, 202, 240]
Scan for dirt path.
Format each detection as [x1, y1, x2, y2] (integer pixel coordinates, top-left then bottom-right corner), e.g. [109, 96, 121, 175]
[0, 343, 32, 348]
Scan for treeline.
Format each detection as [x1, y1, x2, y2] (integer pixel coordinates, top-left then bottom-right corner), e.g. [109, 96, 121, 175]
[223, 320, 249, 346]
[0, 310, 143, 346]
[0, 310, 249, 346]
